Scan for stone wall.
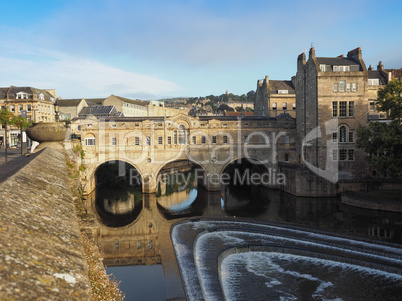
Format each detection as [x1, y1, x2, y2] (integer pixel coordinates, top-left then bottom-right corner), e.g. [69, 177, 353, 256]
[0, 148, 91, 300]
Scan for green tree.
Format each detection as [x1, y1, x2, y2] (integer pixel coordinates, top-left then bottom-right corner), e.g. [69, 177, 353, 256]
[357, 122, 402, 177]
[356, 79, 402, 178]
[376, 79, 402, 123]
[0, 109, 16, 160]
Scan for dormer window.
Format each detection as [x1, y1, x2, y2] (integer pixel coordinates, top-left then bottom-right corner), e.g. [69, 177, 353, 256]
[319, 64, 326, 72]
[278, 90, 288, 94]
[16, 92, 29, 99]
[38, 93, 44, 100]
[368, 79, 379, 86]
[333, 65, 350, 72]
[50, 97, 55, 103]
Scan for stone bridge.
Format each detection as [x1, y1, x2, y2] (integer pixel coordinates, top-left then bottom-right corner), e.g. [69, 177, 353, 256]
[69, 114, 296, 194]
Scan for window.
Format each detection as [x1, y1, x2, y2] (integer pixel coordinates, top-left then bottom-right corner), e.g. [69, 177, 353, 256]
[283, 102, 287, 111]
[334, 65, 350, 72]
[272, 102, 277, 110]
[348, 101, 354, 117]
[38, 93, 44, 100]
[201, 136, 206, 144]
[278, 90, 288, 94]
[346, 83, 351, 92]
[333, 83, 339, 92]
[114, 242, 119, 250]
[85, 137, 96, 146]
[339, 126, 347, 143]
[352, 83, 357, 92]
[348, 149, 354, 160]
[192, 136, 196, 144]
[112, 137, 116, 146]
[332, 132, 338, 143]
[146, 137, 151, 145]
[292, 103, 296, 110]
[178, 125, 185, 144]
[320, 64, 326, 72]
[340, 80, 346, 92]
[174, 131, 177, 144]
[158, 137, 163, 145]
[10, 105, 15, 112]
[244, 135, 248, 144]
[339, 101, 347, 117]
[332, 149, 338, 161]
[332, 102, 338, 117]
[16, 92, 28, 99]
[368, 78, 379, 86]
[339, 149, 347, 161]
[349, 131, 354, 143]
[167, 136, 171, 145]
[19, 105, 23, 112]
[285, 153, 289, 162]
[223, 136, 228, 144]
[212, 136, 217, 144]
[284, 136, 289, 144]
[135, 137, 139, 145]
[137, 241, 142, 249]
[369, 100, 375, 111]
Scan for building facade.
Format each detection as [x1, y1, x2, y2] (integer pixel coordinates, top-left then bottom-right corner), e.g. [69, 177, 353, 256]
[255, 47, 400, 183]
[0, 86, 56, 147]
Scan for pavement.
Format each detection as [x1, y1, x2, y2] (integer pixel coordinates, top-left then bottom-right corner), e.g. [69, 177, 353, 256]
[0, 148, 37, 184]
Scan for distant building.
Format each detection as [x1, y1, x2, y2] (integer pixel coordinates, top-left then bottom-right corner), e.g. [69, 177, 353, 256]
[0, 86, 56, 147]
[103, 94, 148, 117]
[55, 98, 88, 121]
[255, 77, 296, 118]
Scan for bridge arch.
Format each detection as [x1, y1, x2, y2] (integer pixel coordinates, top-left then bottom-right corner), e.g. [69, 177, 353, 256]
[86, 157, 145, 195]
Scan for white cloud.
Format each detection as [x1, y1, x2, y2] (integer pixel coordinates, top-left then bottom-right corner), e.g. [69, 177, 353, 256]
[0, 50, 180, 99]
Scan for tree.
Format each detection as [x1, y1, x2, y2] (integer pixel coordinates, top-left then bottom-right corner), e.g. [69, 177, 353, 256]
[356, 79, 402, 178]
[376, 79, 402, 123]
[217, 104, 234, 112]
[357, 122, 402, 178]
[0, 109, 16, 161]
[247, 90, 256, 103]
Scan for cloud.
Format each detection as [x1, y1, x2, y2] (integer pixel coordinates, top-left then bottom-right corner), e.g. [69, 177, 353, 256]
[0, 46, 180, 99]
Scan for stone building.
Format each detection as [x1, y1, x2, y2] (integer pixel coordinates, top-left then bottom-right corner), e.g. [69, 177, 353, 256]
[55, 98, 88, 120]
[255, 47, 401, 193]
[255, 76, 296, 118]
[0, 86, 56, 147]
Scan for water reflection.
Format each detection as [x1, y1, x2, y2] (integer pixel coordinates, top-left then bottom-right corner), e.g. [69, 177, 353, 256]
[87, 167, 402, 300]
[95, 186, 143, 227]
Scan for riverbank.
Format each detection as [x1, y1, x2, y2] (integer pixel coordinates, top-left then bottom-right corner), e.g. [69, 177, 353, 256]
[342, 190, 402, 213]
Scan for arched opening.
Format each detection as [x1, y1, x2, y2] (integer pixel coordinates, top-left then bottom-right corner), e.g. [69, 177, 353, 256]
[93, 160, 143, 227]
[155, 160, 207, 218]
[220, 157, 270, 216]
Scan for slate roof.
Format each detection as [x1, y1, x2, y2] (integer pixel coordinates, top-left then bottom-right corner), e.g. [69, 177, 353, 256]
[55, 99, 84, 107]
[269, 80, 295, 93]
[316, 57, 360, 66]
[85, 98, 105, 106]
[0, 86, 55, 102]
[111, 95, 149, 107]
[368, 70, 388, 85]
[79, 105, 122, 117]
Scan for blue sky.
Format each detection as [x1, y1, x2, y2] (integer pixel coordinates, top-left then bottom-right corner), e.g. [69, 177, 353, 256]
[0, 0, 401, 100]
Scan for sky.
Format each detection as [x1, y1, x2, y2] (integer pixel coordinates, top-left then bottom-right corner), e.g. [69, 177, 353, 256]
[0, 0, 401, 100]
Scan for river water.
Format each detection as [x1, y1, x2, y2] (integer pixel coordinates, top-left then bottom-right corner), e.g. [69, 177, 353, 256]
[89, 168, 402, 300]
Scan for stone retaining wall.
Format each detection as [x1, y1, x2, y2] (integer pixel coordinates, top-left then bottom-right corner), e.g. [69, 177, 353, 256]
[0, 148, 91, 300]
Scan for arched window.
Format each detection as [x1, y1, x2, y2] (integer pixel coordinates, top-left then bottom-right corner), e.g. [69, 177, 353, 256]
[178, 125, 186, 145]
[339, 126, 347, 143]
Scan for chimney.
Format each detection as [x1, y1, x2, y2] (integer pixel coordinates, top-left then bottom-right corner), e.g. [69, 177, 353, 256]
[309, 47, 315, 60]
[297, 52, 306, 65]
[347, 47, 362, 62]
[368, 65, 373, 71]
[377, 61, 384, 71]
